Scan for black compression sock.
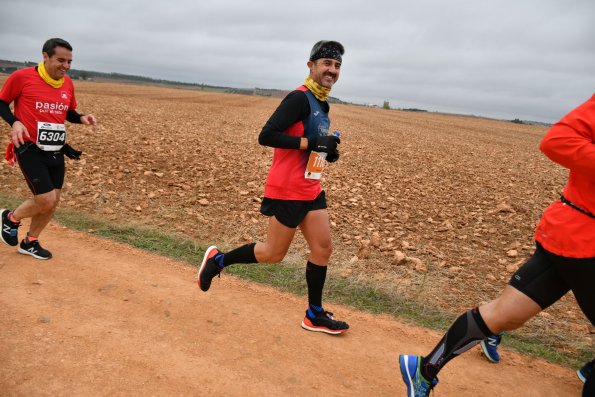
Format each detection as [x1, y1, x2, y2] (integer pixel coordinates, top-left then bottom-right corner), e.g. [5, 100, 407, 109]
[306, 261, 327, 308]
[221, 243, 257, 267]
[421, 307, 493, 381]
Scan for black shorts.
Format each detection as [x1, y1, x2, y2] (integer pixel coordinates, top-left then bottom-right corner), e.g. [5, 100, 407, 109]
[260, 191, 327, 228]
[15, 142, 65, 195]
[509, 241, 595, 325]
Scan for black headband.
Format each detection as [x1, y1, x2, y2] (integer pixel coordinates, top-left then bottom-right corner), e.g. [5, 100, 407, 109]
[309, 40, 344, 63]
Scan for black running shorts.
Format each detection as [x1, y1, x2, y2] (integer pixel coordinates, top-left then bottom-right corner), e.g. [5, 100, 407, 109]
[509, 241, 595, 324]
[15, 142, 65, 195]
[260, 190, 327, 228]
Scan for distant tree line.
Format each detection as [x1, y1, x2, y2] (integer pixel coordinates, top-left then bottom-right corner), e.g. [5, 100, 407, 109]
[0, 59, 347, 103]
[401, 108, 428, 112]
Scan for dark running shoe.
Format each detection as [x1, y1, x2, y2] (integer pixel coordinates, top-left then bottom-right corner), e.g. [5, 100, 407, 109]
[197, 245, 224, 292]
[1, 209, 20, 246]
[18, 237, 52, 260]
[577, 358, 594, 383]
[301, 309, 349, 335]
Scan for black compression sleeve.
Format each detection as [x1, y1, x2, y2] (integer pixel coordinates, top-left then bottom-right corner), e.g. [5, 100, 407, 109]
[258, 90, 311, 149]
[66, 109, 83, 124]
[0, 100, 18, 126]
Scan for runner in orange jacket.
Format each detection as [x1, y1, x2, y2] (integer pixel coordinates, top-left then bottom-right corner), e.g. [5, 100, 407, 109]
[398, 95, 595, 397]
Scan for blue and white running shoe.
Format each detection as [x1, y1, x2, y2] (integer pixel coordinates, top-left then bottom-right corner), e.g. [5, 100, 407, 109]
[480, 333, 504, 363]
[399, 354, 438, 397]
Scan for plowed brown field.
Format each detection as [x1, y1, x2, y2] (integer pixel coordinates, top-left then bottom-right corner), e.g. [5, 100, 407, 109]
[0, 77, 592, 395]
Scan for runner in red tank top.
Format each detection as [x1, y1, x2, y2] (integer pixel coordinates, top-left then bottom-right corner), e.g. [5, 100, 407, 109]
[1, 38, 97, 259]
[198, 41, 349, 334]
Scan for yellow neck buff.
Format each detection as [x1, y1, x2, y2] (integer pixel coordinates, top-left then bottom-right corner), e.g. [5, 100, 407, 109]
[37, 61, 64, 88]
[303, 76, 331, 102]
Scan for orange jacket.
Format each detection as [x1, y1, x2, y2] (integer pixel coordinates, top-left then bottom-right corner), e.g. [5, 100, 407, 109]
[535, 94, 595, 258]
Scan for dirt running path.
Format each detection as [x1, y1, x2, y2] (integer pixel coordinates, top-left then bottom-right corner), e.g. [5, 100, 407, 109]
[0, 222, 582, 396]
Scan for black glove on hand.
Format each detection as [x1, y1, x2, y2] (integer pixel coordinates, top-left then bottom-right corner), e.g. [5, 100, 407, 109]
[326, 149, 340, 163]
[62, 143, 83, 160]
[307, 135, 341, 154]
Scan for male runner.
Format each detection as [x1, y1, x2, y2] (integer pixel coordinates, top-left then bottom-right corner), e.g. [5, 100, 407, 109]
[1, 38, 96, 259]
[399, 94, 595, 396]
[198, 40, 348, 334]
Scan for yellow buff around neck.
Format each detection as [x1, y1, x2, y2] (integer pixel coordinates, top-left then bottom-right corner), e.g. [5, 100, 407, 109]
[37, 61, 64, 88]
[303, 76, 330, 101]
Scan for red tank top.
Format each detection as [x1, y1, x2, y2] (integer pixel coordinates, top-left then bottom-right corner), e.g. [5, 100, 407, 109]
[264, 86, 330, 200]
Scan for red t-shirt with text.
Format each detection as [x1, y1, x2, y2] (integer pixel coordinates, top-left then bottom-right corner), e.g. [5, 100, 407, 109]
[0, 67, 77, 143]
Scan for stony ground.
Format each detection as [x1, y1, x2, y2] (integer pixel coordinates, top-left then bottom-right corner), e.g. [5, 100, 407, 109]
[0, 77, 592, 357]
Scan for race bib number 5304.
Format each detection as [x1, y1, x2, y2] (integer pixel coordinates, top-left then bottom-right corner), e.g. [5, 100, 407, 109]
[36, 122, 66, 151]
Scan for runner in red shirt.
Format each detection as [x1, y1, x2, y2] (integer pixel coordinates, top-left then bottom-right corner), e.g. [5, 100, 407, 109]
[1, 38, 97, 259]
[197, 41, 348, 334]
[398, 96, 595, 397]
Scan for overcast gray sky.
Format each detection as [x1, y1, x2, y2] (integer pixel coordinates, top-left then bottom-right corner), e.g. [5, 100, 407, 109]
[1, 0, 593, 123]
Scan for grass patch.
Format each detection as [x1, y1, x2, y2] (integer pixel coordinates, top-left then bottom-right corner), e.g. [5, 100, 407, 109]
[0, 192, 589, 369]
[55, 210, 203, 264]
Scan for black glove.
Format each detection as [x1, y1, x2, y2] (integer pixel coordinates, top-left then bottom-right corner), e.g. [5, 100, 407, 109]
[61, 143, 83, 160]
[307, 135, 340, 154]
[326, 149, 340, 163]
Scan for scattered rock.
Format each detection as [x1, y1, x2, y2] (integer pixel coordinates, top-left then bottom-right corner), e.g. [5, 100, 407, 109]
[370, 233, 381, 248]
[496, 203, 514, 213]
[538, 311, 551, 318]
[392, 250, 406, 265]
[408, 257, 426, 272]
[436, 220, 454, 232]
[506, 264, 518, 273]
[506, 249, 518, 257]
